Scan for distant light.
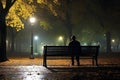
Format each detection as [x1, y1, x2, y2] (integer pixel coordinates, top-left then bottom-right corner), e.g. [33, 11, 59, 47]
[104, 34, 106, 37]
[6, 40, 8, 43]
[83, 43, 87, 46]
[34, 52, 39, 55]
[34, 36, 38, 40]
[92, 42, 97, 46]
[41, 46, 44, 50]
[112, 39, 115, 43]
[58, 36, 63, 41]
[29, 17, 36, 24]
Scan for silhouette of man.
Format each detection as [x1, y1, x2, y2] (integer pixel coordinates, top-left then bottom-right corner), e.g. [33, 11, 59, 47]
[69, 35, 81, 66]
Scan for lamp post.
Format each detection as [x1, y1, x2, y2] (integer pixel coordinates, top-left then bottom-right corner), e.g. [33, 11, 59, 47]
[29, 17, 36, 59]
[112, 39, 115, 51]
[34, 36, 38, 53]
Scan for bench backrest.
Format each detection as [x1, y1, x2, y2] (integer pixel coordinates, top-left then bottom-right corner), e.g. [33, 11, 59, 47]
[44, 46, 70, 56]
[43, 46, 100, 57]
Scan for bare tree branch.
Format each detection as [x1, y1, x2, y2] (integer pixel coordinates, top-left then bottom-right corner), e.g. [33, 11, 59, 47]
[11, 0, 17, 7]
[6, 0, 17, 8]
[5, 0, 16, 15]
[6, 0, 11, 8]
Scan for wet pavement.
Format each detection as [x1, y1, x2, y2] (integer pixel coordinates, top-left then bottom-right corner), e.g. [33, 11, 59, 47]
[0, 54, 120, 80]
[0, 65, 120, 80]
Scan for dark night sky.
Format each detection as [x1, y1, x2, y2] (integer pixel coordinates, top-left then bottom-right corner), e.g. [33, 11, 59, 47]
[34, 0, 120, 42]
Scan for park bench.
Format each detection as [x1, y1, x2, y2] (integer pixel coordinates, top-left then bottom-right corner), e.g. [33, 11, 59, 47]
[43, 46, 100, 67]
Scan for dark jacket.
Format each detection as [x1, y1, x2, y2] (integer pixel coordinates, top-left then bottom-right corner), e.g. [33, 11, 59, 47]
[69, 40, 81, 55]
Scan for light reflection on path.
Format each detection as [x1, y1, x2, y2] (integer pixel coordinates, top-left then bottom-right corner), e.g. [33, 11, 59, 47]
[0, 65, 120, 80]
[0, 66, 52, 80]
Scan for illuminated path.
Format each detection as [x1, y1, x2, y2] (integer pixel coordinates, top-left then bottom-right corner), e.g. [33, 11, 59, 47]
[0, 53, 120, 80]
[0, 66, 51, 80]
[0, 66, 120, 80]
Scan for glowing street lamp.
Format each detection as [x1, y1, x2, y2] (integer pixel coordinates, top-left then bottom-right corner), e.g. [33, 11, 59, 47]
[29, 17, 36, 59]
[58, 36, 64, 45]
[112, 39, 115, 43]
[34, 36, 39, 53]
[34, 36, 38, 40]
[29, 17, 36, 25]
[58, 36, 63, 41]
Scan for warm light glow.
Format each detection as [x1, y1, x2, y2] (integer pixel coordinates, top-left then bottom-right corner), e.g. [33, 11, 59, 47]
[58, 36, 63, 41]
[112, 39, 115, 43]
[29, 17, 36, 24]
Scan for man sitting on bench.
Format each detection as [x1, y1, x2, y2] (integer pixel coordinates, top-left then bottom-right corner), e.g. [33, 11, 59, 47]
[69, 35, 81, 66]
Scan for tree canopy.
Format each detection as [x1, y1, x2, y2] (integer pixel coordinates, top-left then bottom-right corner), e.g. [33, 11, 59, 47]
[0, 0, 37, 31]
[0, 0, 66, 31]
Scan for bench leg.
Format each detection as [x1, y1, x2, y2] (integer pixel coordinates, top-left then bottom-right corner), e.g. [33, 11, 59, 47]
[92, 57, 98, 66]
[92, 58, 94, 66]
[95, 58, 98, 66]
[43, 56, 47, 67]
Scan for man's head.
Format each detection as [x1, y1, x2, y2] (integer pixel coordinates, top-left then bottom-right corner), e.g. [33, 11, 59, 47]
[71, 35, 76, 40]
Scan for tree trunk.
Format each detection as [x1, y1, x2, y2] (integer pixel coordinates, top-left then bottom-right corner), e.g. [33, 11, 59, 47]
[0, 0, 17, 61]
[0, 20, 8, 62]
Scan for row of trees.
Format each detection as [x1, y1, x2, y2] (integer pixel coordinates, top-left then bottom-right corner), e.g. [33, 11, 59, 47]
[0, 0, 120, 61]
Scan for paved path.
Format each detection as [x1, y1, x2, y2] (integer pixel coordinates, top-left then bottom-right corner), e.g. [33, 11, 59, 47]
[0, 53, 120, 80]
[0, 65, 120, 80]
